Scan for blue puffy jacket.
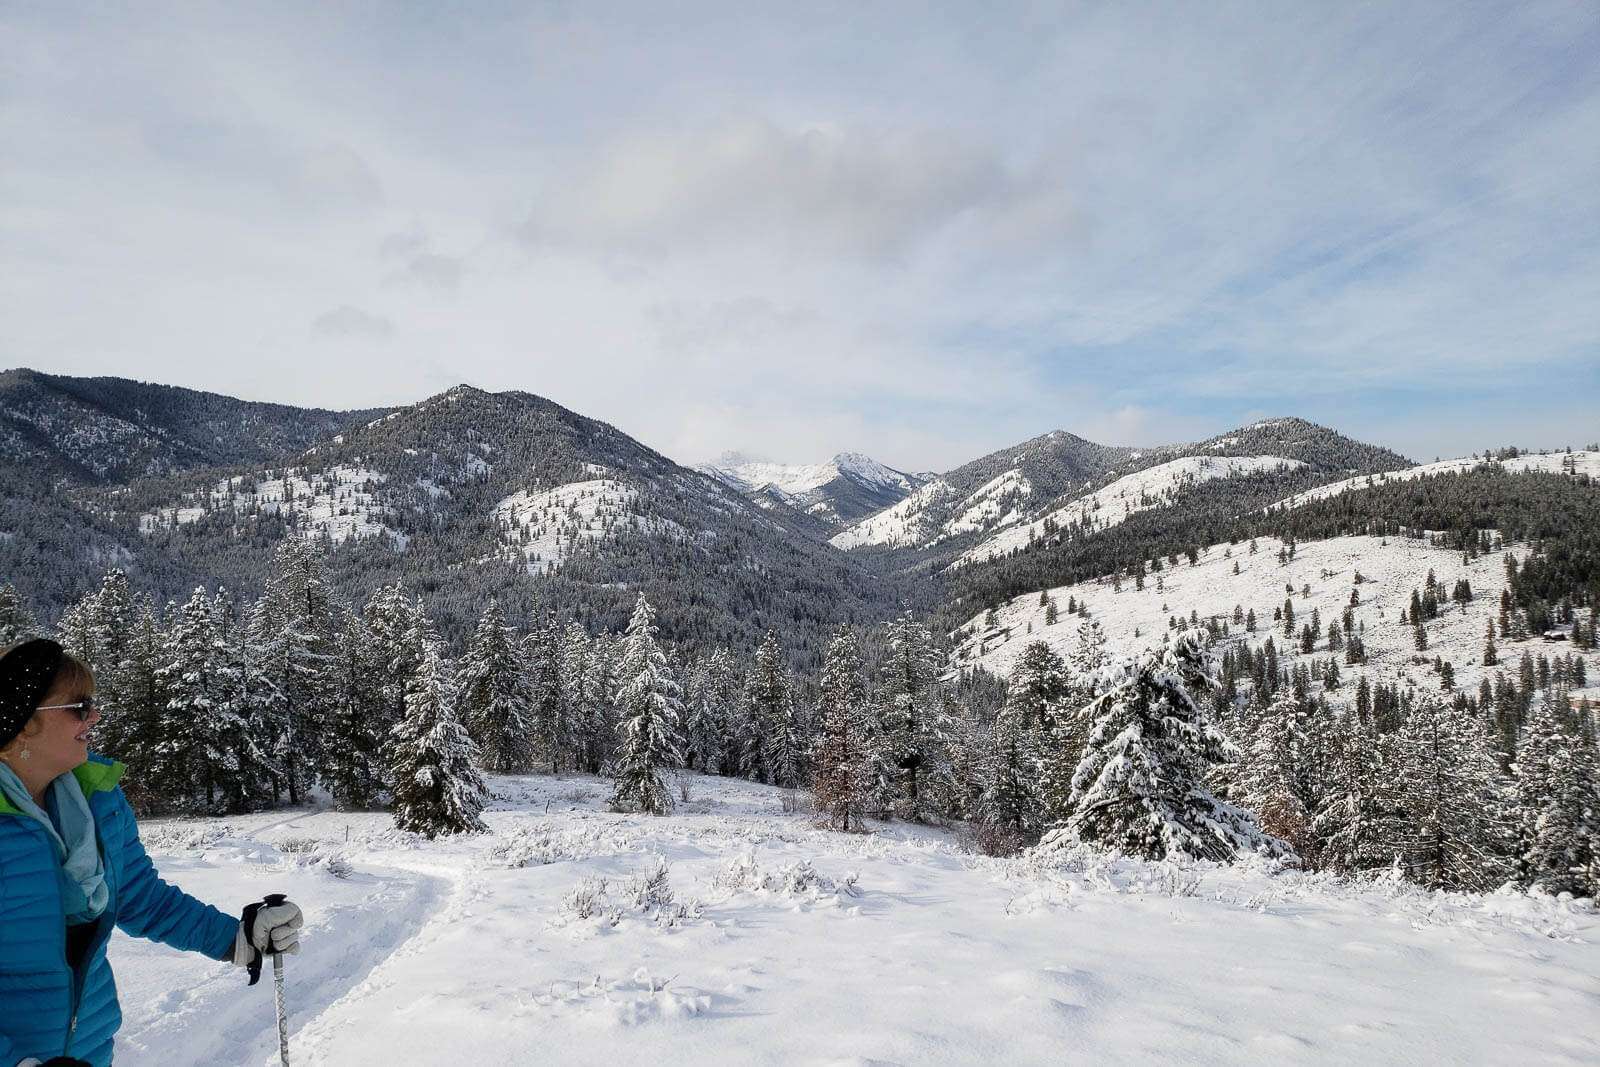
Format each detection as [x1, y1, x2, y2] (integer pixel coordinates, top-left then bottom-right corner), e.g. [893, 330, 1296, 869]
[0, 754, 239, 1066]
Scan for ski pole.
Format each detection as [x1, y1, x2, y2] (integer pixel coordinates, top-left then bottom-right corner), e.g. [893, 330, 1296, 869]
[264, 892, 291, 1067]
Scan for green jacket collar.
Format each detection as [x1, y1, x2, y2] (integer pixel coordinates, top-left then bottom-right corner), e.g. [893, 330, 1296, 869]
[0, 755, 125, 817]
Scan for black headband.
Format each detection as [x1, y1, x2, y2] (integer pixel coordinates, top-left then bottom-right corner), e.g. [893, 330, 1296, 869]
[0, 638, 65, 751]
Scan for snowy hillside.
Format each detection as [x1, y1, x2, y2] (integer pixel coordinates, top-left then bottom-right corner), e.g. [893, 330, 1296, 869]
[492, 478, 690, 575]
[955, 455, 1306, 569]
[952, 533, 1594, 705]
[697, 451, 925, 525]
[114, 773, 1600, 1066]
[137, 465, 401, 546]
[1272, 449, 1600, 511]
[831, 417, 1407, 560]
[829, 478, 955, 549]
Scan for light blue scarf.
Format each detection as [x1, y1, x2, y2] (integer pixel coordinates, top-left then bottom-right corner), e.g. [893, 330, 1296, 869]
[0, 763, 109, 924]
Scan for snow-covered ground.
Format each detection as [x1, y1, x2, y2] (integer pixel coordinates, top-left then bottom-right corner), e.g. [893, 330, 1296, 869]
[956, 455, 1305, 569]
[137, 465, 400, 545]
[492, 479, 686, 575]
[952, 534, 1594, 704]
[1271, 449, 1600, 511]
[113, 773, 1599, 1066]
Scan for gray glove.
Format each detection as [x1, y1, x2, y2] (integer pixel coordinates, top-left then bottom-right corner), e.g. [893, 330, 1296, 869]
[232, 895, 303, 974]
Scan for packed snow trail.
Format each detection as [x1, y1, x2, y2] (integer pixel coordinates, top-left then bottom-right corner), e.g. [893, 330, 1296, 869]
[115, 775, 1600, 1066]
[112, 813, 450, 1066]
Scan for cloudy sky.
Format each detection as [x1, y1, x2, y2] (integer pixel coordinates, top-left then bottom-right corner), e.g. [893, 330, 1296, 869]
[4, 2, 1597, 471]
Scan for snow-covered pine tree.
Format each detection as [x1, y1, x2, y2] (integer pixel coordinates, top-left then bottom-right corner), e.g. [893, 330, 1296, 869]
[682, 647, 734, 774]
[609, 594, 683, 815]
[1237, 692, 1315, 855]
[811, 628, 872, 831]
[0, 582, 37, 646]
[581, 632, 622, 773]
[1069, 617, 1109, 697]
[115, 599, 171, 813]
[389, 641, 487, 837]
[1058, 631, 1287, 862]
[156, 587, 257, 812]
[363, 582, 427, 747]
[1512, 697, 1597, 896]
[1309, 712, 1389, 875]
[748, 631, 803, 788]
[1381, 696, 1513, 891]
[878, 612, 949, 820]
[322, 608, 389, 809]
[524, 610, 570, 772]
[211, 587, 276, 811]
[458, 600, 536, 774]
[559, 622, 600, 772]
[981, 697, 1043, 843]
[1004, 642, 1074, 827]
[251, 540, 340, 803]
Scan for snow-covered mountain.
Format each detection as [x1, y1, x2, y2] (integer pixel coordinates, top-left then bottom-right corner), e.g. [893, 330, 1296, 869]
[697, 451, 928, 526]
[40, 382, 893, 650]
[831, 418, 1410, 567]
[0, 366, 386, 484]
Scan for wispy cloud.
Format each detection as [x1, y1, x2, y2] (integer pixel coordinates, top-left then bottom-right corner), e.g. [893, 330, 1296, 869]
[3, 2, 1596, 469]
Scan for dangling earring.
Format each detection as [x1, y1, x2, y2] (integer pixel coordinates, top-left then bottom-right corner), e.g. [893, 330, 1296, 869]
[17, 743, 29, 761]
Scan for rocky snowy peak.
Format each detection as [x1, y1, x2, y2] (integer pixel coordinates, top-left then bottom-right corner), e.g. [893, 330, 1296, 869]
[696, 450, 927, 526]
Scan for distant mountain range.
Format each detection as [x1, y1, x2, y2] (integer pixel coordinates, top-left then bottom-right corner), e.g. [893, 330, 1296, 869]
[0, 367, 1465, 659]
[696, 451, 931, 526]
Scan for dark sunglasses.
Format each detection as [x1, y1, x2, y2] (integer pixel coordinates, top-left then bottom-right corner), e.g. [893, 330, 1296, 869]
[37, 696, 98, 722]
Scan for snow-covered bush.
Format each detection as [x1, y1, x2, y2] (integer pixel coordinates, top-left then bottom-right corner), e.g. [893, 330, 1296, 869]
[626, 855, 675, 910]
[562, 876, 610, 920]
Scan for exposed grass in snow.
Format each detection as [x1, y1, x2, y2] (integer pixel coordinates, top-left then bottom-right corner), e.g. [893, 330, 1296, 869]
[113, 772, 1599, 1066]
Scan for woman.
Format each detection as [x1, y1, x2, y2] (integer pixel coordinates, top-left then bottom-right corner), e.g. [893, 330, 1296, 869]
[0, 638, 303, 1067]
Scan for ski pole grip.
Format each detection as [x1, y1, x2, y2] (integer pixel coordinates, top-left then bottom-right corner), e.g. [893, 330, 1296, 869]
[264, 894, 288, 964]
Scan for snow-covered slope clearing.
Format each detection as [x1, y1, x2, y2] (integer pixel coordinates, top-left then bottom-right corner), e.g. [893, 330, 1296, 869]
[492, 479, 688, 575]
[1272, 449, 1600, 511]
[952, 534, 1594, 706]
[956, 455, 1305, 568]
[137, 465, 401, 545]
[115, 773, 1599, 1066]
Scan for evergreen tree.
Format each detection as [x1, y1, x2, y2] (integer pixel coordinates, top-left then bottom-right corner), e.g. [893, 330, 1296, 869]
[1060, 632, 1285, 862]
[525, 610, 571, 772]
[609, 594, 683, 815]
[389, 642, 487, 837]
[0, 582, 37, 645]
[322, 609, 387, 809]
[1311, 713, 1389, 875]
[1381, 696, 1513, 891]
[115, 600, 171, 812]
[878, 612, 949, 820]
[1237, 692, 1320, 856]
[252, 540, 340, 804]
[749, 632, 803, 788]
[811, 629, 872, 831]
[458, 601, 536, 773]
[683, 647, 735, 774]
[1513, 699, 1597, 896]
